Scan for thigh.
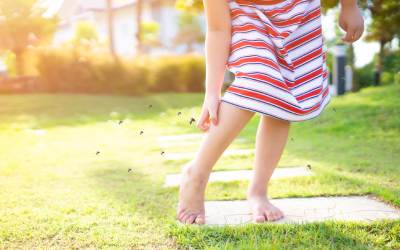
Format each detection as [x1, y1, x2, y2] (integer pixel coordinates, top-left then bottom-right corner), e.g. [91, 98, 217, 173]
[258, 115, 291, 135]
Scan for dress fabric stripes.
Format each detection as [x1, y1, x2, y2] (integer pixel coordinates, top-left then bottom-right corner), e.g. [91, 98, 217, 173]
[221, 0, 332, 122]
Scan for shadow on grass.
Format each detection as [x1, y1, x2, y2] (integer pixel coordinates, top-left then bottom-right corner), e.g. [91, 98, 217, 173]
[85, 159, 177, 221]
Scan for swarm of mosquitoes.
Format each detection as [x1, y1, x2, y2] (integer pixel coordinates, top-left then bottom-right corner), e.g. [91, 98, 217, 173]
[95, 103, 197, 173]
[95, 103, 328, 173]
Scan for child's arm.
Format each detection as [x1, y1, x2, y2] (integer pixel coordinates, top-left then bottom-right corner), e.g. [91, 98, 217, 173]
[197, 0, 231, 131]
[338, 0, 364, 43]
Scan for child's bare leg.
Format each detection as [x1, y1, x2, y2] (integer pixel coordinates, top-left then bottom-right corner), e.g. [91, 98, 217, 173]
[177, 102, 254, 224]
[247, 115, 291, 222]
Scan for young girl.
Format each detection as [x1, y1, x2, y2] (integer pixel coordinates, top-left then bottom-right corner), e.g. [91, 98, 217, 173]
[177, 0, 364, 224]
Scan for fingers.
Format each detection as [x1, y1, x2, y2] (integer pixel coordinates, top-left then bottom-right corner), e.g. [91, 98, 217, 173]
[196, 104, 220, 131]
[342, 26, 364, 43]
[196, 108, 210, 132]
[208, 106, 219, 126]
[342, 28, 355, 43]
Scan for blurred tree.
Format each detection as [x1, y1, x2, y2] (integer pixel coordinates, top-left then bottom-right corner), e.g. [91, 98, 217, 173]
[136, 0, 143, 54]
[140, 21, 161, 52]
[175, 0, 203, 13]
[361, 0, 400, 85]
[73, 21, 98, 44]
[322, 0, 400, 85]
[0, 0, 56, 75]
[106, 0, 117, 59]
[173, 12, 205, 52]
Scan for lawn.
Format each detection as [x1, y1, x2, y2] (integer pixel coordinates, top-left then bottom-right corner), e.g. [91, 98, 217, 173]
[0, 84, 399, 249]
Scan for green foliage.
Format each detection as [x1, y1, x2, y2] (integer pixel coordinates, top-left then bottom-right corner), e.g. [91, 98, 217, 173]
[383, 49, 400, 74]
[363, 0, 400, 44]
[321, 0, 339, 13]
[354, 61, 375, 88]
[35, 48, 205, 95]
[148, 55, 205, 93]
[175, 0, 203, 13]
[140, 21, 161, 48]
[73, 21, 98, 44]
[173, 12, 205, 52]
[1, 51, 17, 76]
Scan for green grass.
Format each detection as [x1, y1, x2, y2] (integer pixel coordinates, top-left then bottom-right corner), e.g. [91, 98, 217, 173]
[1, 84, 399, 249]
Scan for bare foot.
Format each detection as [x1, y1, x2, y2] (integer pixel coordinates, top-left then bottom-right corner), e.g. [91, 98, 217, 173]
[176, 162, 207, 224]
[247, 195, 284, 223]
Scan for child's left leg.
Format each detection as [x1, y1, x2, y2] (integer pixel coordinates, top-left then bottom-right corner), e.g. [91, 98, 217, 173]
[247, 115, 291, 222]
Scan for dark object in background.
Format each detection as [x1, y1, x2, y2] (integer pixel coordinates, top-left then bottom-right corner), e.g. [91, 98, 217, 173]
[189, 118, 196, 125]
[96, 151, 100, 155]
[128, 168, 132, 172]
[374, 70, 381, 86]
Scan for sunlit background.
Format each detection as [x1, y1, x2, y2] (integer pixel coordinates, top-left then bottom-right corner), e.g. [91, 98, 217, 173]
[0, 0, 399, 93]
[0, 1, 399, 249]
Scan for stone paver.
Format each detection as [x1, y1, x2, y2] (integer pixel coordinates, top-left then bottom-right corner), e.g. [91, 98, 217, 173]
[201, 196, 400, 225]
[164, 149, 253, 161]
[165, 166, 312, 187]
[158, 133, 204, 143]
[158, 134, 247, 148]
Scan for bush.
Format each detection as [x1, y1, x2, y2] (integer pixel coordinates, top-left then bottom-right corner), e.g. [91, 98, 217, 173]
[148, 55, 205, 93]
[35, 48, 205, 95]
[354, 62, 375, 88]
[381, 71, 395, 86]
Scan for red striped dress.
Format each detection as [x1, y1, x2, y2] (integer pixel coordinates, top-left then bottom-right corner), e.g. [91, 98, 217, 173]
[221, 0, 332, 122]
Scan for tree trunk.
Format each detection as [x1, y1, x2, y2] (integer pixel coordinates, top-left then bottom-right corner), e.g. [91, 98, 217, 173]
[14, 50, 24, 76]
[347, 43, 358, 91]
[376, 39, 385, 86]
[136, 0, 143, 55]
[106, 0, 117, 59]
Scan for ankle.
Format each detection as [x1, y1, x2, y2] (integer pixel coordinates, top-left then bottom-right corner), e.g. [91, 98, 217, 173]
[182, 161, 209, 185]
[247, 186, 267, 199]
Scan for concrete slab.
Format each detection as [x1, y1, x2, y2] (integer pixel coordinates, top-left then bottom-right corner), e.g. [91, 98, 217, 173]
[157, 134, 247, 148]
[163, 149, 253, 161]
[165, 166, 312, 187]
[158, 133, 204, 142]
[202, 196, 400, 225]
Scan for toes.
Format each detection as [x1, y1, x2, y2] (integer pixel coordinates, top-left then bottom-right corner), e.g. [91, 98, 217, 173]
[195, 214, 205, 225]
[185, 214, 197, 224]
[177, 209, 187, 221]
[265, 211, 283, 221]
[179, 211, 191, 223]
[253, 214, 266, 223]
[177, 210, 205, 225]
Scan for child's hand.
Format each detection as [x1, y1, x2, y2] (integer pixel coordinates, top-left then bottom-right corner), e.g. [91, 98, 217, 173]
[197, 94, 220, 132]
[338, 3, 364, 43]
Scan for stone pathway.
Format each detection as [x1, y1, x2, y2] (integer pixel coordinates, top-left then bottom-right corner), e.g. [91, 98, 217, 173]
[165, 166, 312, 187]
[158, 133, 247, 148]
[162, 133, 400, 226]
[203, 196, 400, 225]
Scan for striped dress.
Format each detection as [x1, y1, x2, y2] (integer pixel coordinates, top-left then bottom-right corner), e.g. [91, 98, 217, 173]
[221, 0, 332, 122]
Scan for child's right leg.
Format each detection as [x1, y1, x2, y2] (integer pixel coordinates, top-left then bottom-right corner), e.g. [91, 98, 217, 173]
[177, 102, 254, 224]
